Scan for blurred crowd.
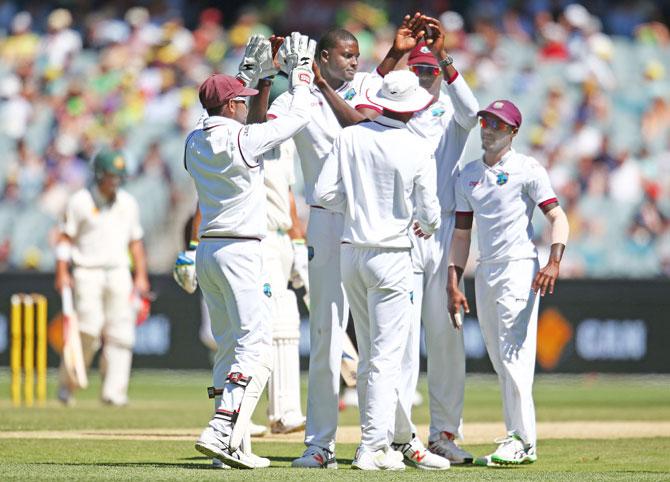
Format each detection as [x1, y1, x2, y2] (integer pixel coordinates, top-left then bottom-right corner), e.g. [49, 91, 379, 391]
[0, 0, 669, 277]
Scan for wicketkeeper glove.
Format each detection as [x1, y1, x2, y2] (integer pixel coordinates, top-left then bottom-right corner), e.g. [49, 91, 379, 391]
[290, 239, 309, 293]
[173, 247, 197, 294]
[280, 32, 316, 91]
[236, 34, 268, 87]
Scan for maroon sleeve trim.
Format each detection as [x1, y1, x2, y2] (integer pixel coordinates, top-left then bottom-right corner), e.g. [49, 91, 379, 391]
[447, 70, 459, 85]
[538, 197, 558, 208]
[455, 211, 473, 217]
[266, 113, 277, 120]
[238, 128, 260, 169]
[375, 66, 384, 77]
[356, 103, 382, 113]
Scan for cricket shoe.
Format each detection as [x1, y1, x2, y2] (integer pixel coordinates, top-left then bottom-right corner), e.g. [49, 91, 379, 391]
[489, 434, 537, 465]
[392, 436, 450, 470]
[195, 425, 256, 469]
[57, 386, 76, 407]
[473, 454, 502, 467]
[291, 445, 337, 468]
[212, 452, 271, 469]
[249, 422, 268, 437]
[270, 413, 306, 434]
[428, 431, 473, 464]
[351, 446, 405, 471]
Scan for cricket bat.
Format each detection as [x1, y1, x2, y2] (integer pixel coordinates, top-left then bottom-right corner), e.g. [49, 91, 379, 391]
[61, 286, 88, 389]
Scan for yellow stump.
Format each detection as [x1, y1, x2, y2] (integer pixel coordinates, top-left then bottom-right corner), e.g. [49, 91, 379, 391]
[10, 295, 22, 407]
[23, 295, 35, 407]
[36, 294, 48, 405]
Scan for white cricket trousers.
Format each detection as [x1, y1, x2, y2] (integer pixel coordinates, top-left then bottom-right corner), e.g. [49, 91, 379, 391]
[262, 230, 303, 423]
[62, 266, 134, 405]
[395, 213, 466, 442]
[341, 245, 412, 451]
[196, 239, 272, 414]
[475, 258, 540, 446]
[304, 207, 349, 452]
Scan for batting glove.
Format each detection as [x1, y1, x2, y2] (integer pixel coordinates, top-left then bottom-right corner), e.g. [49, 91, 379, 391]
[290, 239, 309, 292]
[237, 34, 266, 87]
[281, 32, 316, 90]
[173, 248, 197, 294]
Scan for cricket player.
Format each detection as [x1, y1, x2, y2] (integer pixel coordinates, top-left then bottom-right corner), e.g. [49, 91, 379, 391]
[394, 21, 478, 465]
[273, 15, 430, 469]
[54, 149, 150, 406]
[186, 35, 315, 469]
[315, 70, 441, 470]
[331, 17, 478, 466]
[447, 100, 569, 466]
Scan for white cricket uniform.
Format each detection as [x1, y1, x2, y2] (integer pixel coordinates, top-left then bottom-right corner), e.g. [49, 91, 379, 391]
[268, 72, 380, 452]
[261, 139, 304, 425]
[314, 115, 441, 451]
[184, 86, 310, 423]
[455, 148, 559, 447]
[59, 186, 143, 405]
[403, 74, 479, 443]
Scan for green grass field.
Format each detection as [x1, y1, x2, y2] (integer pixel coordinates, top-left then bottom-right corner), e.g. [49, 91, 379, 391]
[1, 370, 669, 480]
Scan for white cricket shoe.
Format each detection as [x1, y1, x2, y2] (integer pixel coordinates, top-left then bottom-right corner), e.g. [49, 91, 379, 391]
[195, 425, 256, 469]
[291, 445, 337, 469]
[270, 413, 306, 434]
[212, 452, 270, 469]
[428, 431, 474, 464]
[351, 446, 405, 471]
[249, 422, 268, 437]
[489, 435, 537, 465]
[392, 436, 450, 470]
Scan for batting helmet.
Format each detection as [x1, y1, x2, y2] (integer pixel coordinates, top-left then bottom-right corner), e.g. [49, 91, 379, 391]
[93, 149, 127, 180]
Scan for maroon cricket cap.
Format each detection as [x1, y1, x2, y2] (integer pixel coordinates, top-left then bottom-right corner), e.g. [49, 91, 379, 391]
[198, 74, 258, 109]
[408, 42, 438, 67]
[477, 99, 522, 128]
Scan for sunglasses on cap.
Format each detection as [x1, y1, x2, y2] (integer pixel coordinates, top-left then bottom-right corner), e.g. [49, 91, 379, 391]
[479, 116, 512, 131]
[410, 65, 440, 77]
[232, 96, 247, 103]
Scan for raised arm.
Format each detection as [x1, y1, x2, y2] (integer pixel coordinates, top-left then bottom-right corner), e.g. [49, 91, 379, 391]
[423, 15, 478, 130]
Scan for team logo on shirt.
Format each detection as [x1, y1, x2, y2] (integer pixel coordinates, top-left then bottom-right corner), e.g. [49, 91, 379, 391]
[343, 88, 356, 101]
[263, 283, 272, 298]
[496, 172, 509, 186]
[431, 107, 445, 117]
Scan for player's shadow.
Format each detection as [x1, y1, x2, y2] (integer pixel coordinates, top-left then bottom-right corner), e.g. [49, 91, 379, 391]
[35, 461, 218, 470]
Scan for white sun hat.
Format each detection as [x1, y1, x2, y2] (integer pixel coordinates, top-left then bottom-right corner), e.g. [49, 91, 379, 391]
[365, 70, 433, 114]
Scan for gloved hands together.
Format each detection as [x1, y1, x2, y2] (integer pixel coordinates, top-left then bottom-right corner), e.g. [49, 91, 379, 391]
[290, 239, 309, 293]
[237, 34, 275, 87]
[280, 32, 317, 90]
[173, 248, 197, 294]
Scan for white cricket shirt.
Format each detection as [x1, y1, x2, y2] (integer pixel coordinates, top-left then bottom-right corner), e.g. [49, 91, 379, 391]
[455, 149, 558, 263]
[263, 139, 296, 232]
[62, 187, 143, 269]
[268, 72, 379, 206]
[184, 85, 310, 239]
[358, 73, 479, 213]
[314, 115, 441, 248]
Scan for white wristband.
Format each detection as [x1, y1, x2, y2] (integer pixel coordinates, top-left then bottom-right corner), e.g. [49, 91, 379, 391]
[55, 241, 72, 261]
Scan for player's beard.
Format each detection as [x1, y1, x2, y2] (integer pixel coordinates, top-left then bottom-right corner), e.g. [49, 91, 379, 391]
[481, 131, 511, 155]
